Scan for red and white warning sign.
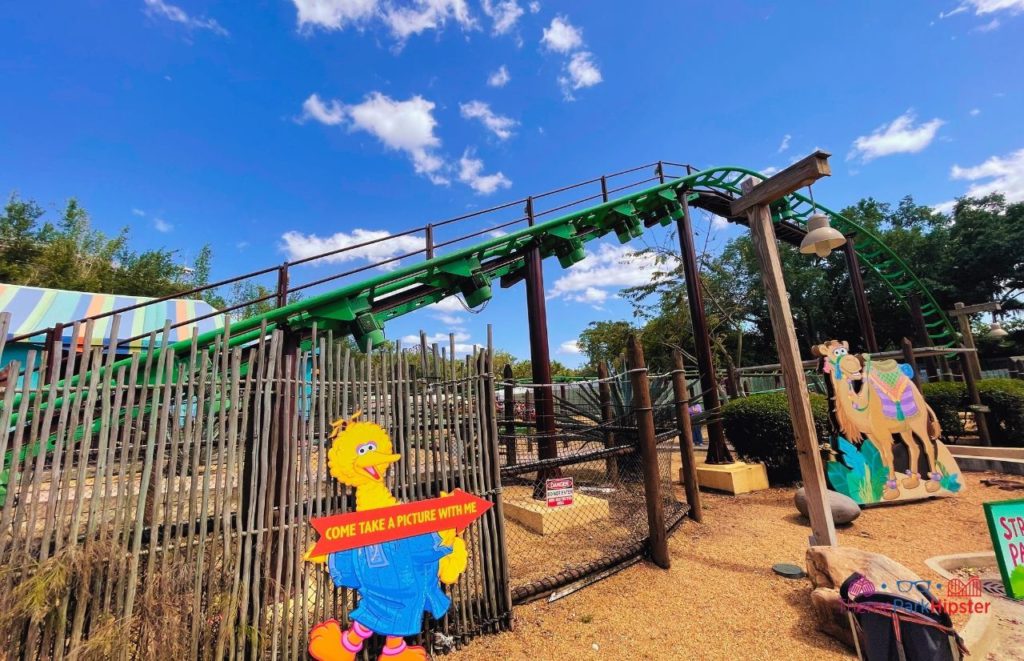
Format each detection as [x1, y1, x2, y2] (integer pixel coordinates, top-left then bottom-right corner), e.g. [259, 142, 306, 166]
[545, 477, 574, 507]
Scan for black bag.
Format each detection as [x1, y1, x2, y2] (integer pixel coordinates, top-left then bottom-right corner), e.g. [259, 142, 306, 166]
[839, 572, 968, 661]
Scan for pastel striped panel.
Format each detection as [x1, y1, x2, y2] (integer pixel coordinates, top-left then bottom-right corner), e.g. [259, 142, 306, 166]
[0, 283, 224, 350]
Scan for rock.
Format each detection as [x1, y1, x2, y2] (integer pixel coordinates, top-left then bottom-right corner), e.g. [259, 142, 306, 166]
[795, 487, 862, 525]
[810, 587, 854, 648]
[805, 546, 930, 650]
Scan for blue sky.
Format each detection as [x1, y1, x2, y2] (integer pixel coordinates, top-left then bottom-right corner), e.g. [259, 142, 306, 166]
[2, 0, 1022, 365]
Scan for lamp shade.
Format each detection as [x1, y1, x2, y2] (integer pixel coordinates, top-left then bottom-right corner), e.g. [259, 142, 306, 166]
[987, 321, 1009, 340]
[799, 214, 847, 258]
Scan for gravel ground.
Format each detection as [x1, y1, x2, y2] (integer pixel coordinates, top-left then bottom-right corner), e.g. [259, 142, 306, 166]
[448, 471, 1024, 661]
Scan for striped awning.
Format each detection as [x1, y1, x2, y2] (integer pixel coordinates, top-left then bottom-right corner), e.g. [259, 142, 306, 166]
[0, 283, 225, 350]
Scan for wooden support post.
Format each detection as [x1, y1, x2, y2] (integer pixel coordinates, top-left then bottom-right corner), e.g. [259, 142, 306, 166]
[843, 240, 879, 354]
[901, 337, 921, 390]
[503, 363, 517, 465]
[597, 362, 619, 484]
[676, 192, 732, 464]
[907, 294, 940, 382]
[524, 389, 534, 453]
[726, 364, 741, 399]
[671, 350, 702, 522]
[741, 176, 837, 547]
[627, 335, 670, 569]
[951, 302, 992, 445]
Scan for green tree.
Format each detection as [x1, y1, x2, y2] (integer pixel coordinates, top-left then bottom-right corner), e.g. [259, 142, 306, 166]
[577, 320, 635, 368]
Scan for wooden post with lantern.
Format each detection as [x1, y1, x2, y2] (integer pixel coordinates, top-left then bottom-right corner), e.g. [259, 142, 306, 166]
[730, 151, 838, 547]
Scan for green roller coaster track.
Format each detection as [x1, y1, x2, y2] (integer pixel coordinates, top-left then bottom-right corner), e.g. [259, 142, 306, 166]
[0, 164, 959, 503]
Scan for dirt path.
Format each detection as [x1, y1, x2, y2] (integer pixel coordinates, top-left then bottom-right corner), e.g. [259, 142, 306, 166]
[449, 471, 1023, 660]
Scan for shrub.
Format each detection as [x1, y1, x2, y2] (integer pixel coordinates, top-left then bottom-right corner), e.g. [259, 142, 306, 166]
[978, 378, 1024, 445]
[921, 381, 966, 441]
[921, 378, 1024, 446]
[721, 391, 830, 485]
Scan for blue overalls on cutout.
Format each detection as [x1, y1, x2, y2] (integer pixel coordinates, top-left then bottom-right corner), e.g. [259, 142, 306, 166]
[328, 532, 453, 636]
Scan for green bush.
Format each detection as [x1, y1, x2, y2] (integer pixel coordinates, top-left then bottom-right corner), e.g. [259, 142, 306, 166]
[978, 378, 1024, 445]
[921, 381, 966, 441]
[721, 391, 831, 485]
[921, 378, 1024, 446]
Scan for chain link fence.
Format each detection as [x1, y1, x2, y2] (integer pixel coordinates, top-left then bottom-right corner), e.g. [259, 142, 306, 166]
[496, 370, 688, 602]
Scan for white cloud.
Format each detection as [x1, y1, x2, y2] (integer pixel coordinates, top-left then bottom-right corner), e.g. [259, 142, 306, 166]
[280, 228, 425, 270]
[950, 147, 1024, 203]
[710, 214, 729, 230]
[777, 134, 791, 153]
[548, 243, 673, 306]
[144, 0, 229, 35]
[487, 65, 511, 87]
[760, 166, 780, 177]
[401, 331, 478, 354]
[488, 229, 508, 237]
[153, 217, 173, 233]
[970, 108, 982, 116]
[458, 150, 512, 195]
[481, 0, 523, 34]
[301, 93, 346, 125]
[848, 110, 945, 162]
[289, 0, 474, 42]
[932, 200, 956, 215]
[301, 91, 448, 185]
[559, 340, 581, 355]
[939, 5, 969, 17]
[541, 16, 583, 52]
[459, 100, 517, 140]
[431, 297, 466, 312]
[236, 240, 250, 250]
[290, 0, 378, 30]
[435, 313, 466, 325]
[972, 17, 1001, 30]
[132, 208, 146, 217]
[558, 51, 602, 99]
[382, 0, 474, 40]
[955, 0, 1024, 15]
[528, 1, 540, 12]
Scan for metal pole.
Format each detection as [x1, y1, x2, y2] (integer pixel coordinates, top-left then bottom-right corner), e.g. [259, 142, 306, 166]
[276, 263, 289, 308]
[523, 197, 559, 491]
[425, 224, 434, 260]
[627, 335, 670, 569]
[842, 240, 879, 354]
[597, 362, 619, 484]
[676, 190, 732, 464]
[671, 350, 702, 522]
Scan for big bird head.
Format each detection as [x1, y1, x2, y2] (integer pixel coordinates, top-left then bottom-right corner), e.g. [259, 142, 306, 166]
[326, 410, 401, 488]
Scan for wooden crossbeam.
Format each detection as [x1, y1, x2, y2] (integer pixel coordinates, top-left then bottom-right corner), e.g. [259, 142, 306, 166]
[730, 150, 832, 216]
[946, 301, 1001, 316]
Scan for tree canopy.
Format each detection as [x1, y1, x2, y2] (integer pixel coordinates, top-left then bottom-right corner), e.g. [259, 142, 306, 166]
[572, 193, 1024, 371]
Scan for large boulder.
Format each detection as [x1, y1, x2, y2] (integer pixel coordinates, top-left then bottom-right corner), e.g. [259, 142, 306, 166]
[795, 487, 861, 525]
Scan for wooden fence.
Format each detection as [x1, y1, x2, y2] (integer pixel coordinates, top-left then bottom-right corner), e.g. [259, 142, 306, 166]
[0, 313, 511, 659]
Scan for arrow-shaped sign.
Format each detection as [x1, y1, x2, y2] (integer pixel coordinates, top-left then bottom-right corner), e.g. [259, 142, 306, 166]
[309, 489, 492, 556]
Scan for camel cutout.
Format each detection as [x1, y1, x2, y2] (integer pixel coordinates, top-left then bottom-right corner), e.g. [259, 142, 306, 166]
[813, 339, 963, 503]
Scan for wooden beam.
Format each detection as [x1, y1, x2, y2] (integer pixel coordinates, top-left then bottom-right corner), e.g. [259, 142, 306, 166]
[946, 301, 1001, 316]
[742, 177, 837, 547]
[952, 302, 992, 445]
[730, 150, 832, 216]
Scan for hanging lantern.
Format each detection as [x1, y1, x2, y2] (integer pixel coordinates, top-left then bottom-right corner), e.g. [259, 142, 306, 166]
[799, 213, 846, 258]
[987, 321, 1009, 340]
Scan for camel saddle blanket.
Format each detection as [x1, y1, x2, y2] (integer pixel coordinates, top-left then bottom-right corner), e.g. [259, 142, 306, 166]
[868, 368, 918, 421]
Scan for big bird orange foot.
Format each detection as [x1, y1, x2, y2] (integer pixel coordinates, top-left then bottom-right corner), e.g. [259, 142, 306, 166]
[309, 620, 355, 661]
[379, 642, 429, 660]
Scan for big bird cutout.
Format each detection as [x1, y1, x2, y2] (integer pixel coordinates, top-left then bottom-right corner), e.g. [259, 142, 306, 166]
[306, 411, 470, 661]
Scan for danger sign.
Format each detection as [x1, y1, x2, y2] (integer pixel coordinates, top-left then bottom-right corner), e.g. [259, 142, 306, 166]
[546, 477, 574, 507]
